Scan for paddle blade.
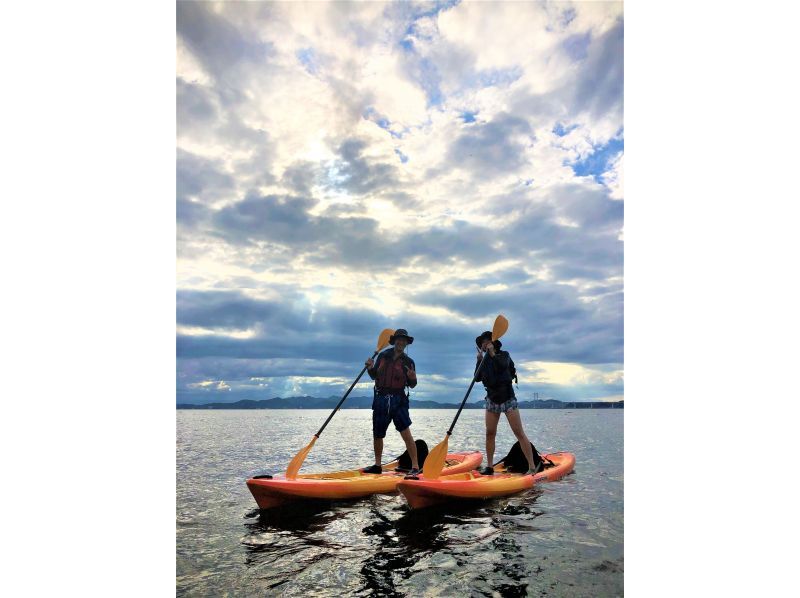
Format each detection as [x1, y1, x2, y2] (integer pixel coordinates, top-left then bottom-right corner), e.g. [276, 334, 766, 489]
[377, 328, 394, 351]
[492, 314, 509, 341]
[422, 434, 450, 480]
[285, 435, 317, 480]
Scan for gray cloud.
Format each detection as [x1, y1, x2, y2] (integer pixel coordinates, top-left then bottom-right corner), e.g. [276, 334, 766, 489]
[504, 19, 624, 134]
[177, 149, 236, 205]
[327, 138, 399, 195]
[206, 191, 498, 270]
[447, 113, 534, 175]
[212, 193, 317, 246]
[177, 1, 276, 88]
[177, 277, 622, 401]
[176, 79, 219, 132]
[281, 160, 320, 195]
[176, 77, 277, 189]
[571, 20, 624, 122]
[196, 176, 622, 280]
[177, 198, 209, 231]
[410, 274, 623, 366]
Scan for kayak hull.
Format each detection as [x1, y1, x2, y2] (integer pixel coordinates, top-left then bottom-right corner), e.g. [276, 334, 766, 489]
[398, 452, 575, 509]
[247, 451, 483, 509]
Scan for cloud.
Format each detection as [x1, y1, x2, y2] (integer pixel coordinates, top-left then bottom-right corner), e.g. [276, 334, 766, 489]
[176, 1, 624, 404]
[570, 19, 624, 124]
[447, 112, 534, 175]
[177, 149, 236, 205]
[176, 1, 276, 89]
[327, 138, 400, 195]
[187, 380, 231, 392]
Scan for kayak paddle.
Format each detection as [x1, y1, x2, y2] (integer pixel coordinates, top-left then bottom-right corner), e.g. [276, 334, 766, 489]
[422, 315, 509, 480]
[285, 328, 394, 479]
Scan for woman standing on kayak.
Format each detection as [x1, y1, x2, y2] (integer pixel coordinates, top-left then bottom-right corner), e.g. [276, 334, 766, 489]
[362, 329, 420, 475]
[474, 331, 540, 475]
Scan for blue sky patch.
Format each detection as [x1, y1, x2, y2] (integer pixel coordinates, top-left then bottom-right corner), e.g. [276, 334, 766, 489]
[398, 0, 460, 51]
[476, 66, 523, 88]
[570, 135, 624, 181]
[461, 112, 477, 123]
[364, 106, 404, 139]
[560, 7, 577, 29]
[414, 0, 461, 21]
[296, 48, 318, 75]
[553, 122, 580, 137]
[418, 57, 444, 107]
[395, 149, 409, 163]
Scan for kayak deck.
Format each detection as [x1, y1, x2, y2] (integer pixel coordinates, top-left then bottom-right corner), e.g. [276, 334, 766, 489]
[398, 452, 575, 509]
[247, 450, 483, 509]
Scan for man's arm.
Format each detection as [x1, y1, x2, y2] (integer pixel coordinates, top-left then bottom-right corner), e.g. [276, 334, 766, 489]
[367, 353, 382, 380]
[405, 357, 417, 388]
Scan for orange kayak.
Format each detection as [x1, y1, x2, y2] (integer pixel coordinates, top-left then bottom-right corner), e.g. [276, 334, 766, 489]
[398, 452, 575, 509]
[247, 451, 483, 509]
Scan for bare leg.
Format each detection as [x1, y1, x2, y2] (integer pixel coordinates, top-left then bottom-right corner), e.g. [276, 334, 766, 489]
[398, 427, 419, 469]
[505, 408, 535, 470]
[485, 410, 501, 466]
[373, 437, 383, 466]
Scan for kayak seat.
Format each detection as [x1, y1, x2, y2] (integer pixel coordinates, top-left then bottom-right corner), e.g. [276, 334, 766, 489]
[495, 441, 546, 473]
[395, 439, 429, 472]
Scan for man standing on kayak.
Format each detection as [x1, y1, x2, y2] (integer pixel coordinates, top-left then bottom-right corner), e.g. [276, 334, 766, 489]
[474, 331, 540, 475]
[362, 329, 420, 475]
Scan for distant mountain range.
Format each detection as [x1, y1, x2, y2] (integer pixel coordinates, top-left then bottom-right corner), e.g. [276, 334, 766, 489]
[176, 395, 623, 410]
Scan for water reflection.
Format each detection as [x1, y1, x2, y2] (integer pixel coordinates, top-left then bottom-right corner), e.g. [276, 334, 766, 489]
[240, 491, 555, 596]
[359, 504, 451, 595]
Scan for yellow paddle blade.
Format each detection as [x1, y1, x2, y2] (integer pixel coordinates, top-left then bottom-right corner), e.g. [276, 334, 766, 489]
[422, 434, 450, 480]
[285, 435, 317, 480]
[492, 314, 509, 341]
[377, 328, 394, 351]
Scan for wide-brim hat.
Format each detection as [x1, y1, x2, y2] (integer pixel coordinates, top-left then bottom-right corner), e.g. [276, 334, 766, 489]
[390, 328, 414, 345]
[475, 330, 502, 349]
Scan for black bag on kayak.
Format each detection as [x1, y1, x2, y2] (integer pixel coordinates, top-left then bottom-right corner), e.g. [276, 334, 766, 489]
[495, 441, 547, 472]
[396, 439, 428, 471]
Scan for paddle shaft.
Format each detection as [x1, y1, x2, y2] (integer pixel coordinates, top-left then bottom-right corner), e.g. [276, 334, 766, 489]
[445, 351, 489, 435]
[314, 350, 379, 438]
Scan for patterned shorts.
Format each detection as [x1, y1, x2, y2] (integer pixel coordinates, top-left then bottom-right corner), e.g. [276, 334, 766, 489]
[485, 397, 519, 414]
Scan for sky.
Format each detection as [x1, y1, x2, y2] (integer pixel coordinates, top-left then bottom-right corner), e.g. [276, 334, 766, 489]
[176, 0, 623, 405]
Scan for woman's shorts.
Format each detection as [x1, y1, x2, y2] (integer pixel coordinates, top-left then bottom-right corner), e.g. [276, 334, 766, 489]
[372, 392, 412, 438]
[485, 397, 519, 414]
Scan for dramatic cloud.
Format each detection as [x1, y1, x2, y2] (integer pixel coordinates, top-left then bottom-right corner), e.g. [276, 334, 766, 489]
[176, 0, 624, 404]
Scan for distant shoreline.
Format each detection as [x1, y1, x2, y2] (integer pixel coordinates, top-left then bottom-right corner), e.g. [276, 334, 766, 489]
[176, 396, 624, 410]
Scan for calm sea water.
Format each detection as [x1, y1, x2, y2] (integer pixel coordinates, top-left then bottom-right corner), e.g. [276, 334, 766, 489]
[177, 409, 623, 597]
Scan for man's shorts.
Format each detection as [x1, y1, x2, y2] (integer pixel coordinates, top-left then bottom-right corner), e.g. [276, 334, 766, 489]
[372, 391, 412, 439]
[485, 397, 519, 414]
